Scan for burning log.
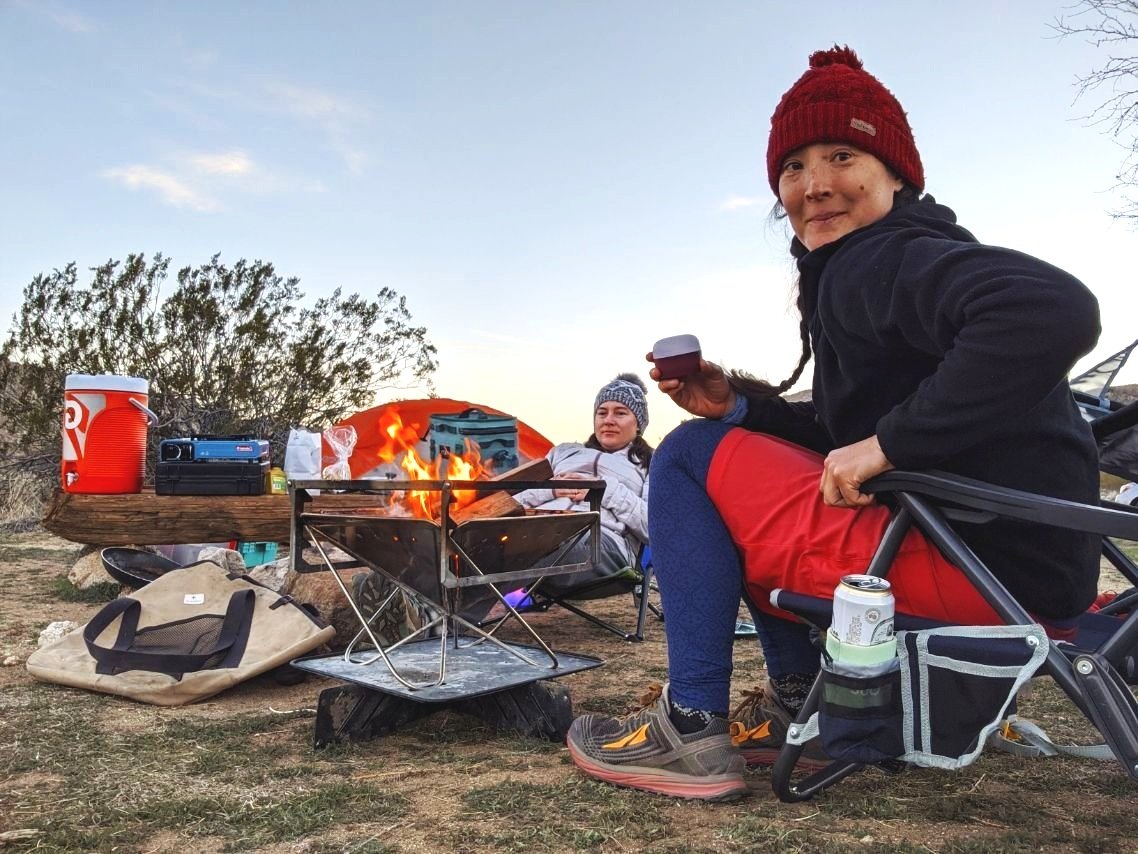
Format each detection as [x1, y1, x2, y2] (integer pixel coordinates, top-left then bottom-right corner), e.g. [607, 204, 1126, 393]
[449, 457, 552, 526]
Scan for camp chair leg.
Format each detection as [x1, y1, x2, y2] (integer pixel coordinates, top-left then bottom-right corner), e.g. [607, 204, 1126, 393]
[635, 561, 664, 625]
[553, 597, 643, 642]
[527, 560, 661, 642]
[771, 680, 865, 803]
[1070, 652, 1138, 779]
[1097, 609, 1138, 675]
[312, 680, 575, 748]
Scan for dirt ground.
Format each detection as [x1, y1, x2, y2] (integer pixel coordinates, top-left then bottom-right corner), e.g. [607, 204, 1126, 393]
[2, 529, 1138, 853]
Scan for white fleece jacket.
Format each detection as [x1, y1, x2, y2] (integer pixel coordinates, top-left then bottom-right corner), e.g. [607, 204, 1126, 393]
[513, 443, 649, 564]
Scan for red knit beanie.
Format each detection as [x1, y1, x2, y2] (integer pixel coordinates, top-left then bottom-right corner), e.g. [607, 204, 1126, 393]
[766, 46, 924, 195]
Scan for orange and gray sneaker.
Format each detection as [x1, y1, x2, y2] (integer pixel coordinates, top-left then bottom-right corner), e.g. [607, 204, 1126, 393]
[566, 683, 748, 802]
[729, 683, 830, 770]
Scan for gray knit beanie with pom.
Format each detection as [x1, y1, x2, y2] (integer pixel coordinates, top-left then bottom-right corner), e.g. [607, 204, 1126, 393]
[594, 373, 649, 432]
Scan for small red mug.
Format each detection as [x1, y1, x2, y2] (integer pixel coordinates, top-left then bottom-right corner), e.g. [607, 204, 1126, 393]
[651, 334, 701, 380]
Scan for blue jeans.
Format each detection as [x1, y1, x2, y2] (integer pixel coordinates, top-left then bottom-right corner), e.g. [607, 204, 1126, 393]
[648, 419, 817, 714]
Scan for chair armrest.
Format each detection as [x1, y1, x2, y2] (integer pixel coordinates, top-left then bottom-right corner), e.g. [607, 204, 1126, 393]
[1091, 399, 1138, 442]
[862, 470, 1138, 540]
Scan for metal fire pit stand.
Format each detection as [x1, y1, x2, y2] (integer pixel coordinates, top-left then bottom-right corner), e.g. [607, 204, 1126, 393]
[287, 479, 606, 747]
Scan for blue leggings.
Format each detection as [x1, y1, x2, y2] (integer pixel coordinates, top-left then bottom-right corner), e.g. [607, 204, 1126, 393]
[648, 419, 817, 714]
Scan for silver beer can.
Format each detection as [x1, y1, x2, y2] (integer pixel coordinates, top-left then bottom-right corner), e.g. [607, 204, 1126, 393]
[832, 574, 895, 646]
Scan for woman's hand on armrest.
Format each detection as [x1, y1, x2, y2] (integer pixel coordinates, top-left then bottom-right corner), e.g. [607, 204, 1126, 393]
[820, 435, 894, 508]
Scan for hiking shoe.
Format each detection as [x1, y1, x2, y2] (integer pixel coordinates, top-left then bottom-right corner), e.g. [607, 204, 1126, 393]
[566, 683, 748, 802]
[729, 682, 830, 770]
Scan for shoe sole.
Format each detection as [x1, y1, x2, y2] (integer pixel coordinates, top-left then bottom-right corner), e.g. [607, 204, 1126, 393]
[739, 746, 831, 771]
[566, 739, 748, 802]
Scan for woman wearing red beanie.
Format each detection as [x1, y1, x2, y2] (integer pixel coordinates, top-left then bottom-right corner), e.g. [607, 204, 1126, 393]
[566, 46, 1102, 801]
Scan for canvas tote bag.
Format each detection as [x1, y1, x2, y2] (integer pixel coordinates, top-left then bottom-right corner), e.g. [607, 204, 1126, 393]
[27, 560, 335, 706]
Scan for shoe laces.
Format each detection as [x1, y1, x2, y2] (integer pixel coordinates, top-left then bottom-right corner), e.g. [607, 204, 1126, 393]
[728, 683, 770, 724]
[611, 682, 664, 724]
[634, 682, 664, 711]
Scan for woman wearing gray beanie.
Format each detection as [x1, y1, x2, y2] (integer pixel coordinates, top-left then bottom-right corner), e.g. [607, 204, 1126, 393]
[510, 373, 653, 595]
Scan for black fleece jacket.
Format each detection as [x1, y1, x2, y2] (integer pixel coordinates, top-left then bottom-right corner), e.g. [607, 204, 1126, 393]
[739, 196, 1101, 619]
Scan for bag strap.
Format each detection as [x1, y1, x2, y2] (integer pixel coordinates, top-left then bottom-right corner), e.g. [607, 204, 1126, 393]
[988, 715, 1116, 761]
[84, 589, 256, 676]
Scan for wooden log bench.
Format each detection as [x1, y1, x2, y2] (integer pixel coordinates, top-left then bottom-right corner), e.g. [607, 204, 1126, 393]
[41, 459, 553, 545]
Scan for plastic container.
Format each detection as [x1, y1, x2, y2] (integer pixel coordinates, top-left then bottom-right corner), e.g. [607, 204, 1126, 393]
[267, 466, 288, 494]
[236, 541, 279, 567]
[61, 374, 157, 494]
[153, 542, 232, 565]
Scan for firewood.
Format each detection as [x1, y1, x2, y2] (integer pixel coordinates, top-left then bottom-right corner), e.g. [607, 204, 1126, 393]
[448, 457, 553, 526]
[42, 489, 294, 545]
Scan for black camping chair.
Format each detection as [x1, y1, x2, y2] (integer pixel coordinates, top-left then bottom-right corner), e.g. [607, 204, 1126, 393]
[1071, 338, 1138, 485]
[769, 469, 1138, 802]
[770, 342, 1138, 801]
[494, 545, 661, 642]
[531, 545, 661, 642]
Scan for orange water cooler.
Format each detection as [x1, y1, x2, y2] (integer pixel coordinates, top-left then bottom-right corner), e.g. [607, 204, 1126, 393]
[61, 374, 157, 494]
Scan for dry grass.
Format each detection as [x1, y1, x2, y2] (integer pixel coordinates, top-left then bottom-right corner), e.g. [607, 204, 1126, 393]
[0, 467, 51, 532]
[2, 528, 1138, 853]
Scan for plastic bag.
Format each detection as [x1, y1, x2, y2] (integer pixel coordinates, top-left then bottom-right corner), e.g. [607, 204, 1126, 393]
[284, 429, 323, 484]
[322, 425, 357, 480]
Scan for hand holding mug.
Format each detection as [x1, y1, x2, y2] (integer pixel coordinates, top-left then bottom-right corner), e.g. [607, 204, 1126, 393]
[646, 351, 736, 419]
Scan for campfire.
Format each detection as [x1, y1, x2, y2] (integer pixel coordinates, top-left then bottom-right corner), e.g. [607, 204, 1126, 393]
[372, 407, 486, 519]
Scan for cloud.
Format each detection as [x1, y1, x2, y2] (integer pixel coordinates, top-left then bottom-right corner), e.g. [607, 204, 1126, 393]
[49, 9, 93, 32]
[264, 82, 367, 122]
[720, 195, 763, 212]
[189, 150, 253, 175]
[262, 81, 372, 174]
[102, 148, 324, 210]
[23, 0, 96, 33]
[102, 165, 219, 212]
[156, 76, 372, 176]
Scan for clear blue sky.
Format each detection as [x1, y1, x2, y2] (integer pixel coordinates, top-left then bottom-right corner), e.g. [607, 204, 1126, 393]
[3, 0, 1137, 446]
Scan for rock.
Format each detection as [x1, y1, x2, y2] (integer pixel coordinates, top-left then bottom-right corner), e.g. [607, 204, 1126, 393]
[38, 620, 80, 647]
[3, 655, 20, 666]
[283, 567, 361, 647]
[196, 547, 246, 574]
[247, 556, 290, 591]
[282, 567, 420, 649]
[67, 546, 116, 589]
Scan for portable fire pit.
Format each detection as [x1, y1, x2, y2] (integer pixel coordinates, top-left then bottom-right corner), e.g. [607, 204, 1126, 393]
[287, 478, 606, 746]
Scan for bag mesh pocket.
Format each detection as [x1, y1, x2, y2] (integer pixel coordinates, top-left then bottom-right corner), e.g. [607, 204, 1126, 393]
[819, 661, 904, 763]
[106, 615, 230, 676]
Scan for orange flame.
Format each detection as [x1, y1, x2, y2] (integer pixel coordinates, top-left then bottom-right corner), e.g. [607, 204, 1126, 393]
[374, 407, 486, 519]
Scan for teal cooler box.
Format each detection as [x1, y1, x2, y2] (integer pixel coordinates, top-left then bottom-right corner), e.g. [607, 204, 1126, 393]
[428, 409, 518, 473]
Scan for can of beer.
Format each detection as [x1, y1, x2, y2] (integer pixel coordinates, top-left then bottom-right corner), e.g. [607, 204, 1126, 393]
[831, 574, 894, 646]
